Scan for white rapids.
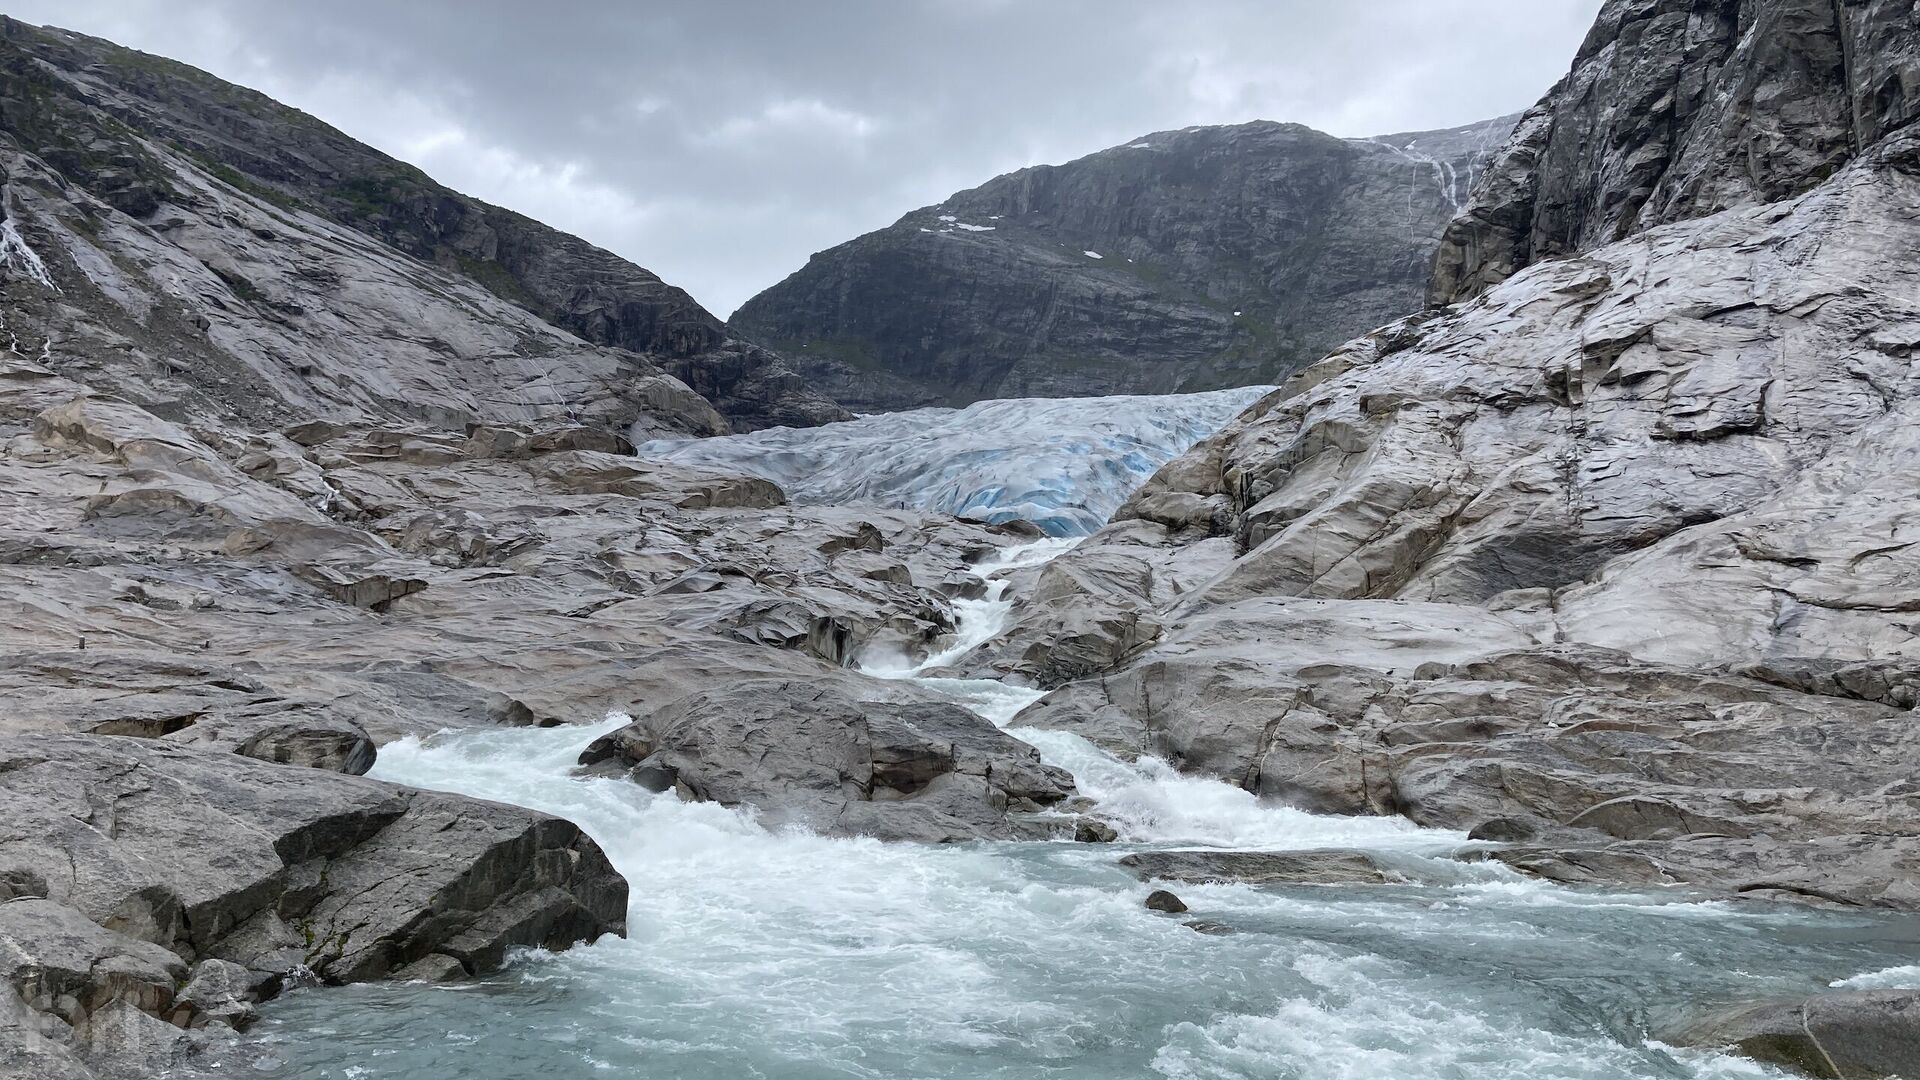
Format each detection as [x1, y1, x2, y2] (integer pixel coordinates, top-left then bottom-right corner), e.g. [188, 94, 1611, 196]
[247, 536, 1920, 1080]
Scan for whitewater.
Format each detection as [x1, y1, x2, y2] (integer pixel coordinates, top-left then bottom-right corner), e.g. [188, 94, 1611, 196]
[248, 392, 1920, 1079]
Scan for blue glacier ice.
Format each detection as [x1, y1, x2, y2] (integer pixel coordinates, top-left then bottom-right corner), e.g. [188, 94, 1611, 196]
[633, 386, 1272, 535]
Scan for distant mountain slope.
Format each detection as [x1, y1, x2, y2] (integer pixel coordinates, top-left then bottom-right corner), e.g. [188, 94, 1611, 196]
[0, 18, 846, 431]
[732, 115, 1514, 411]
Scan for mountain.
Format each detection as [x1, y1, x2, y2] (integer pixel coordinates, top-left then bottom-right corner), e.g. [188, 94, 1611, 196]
[977, 0, 1920, 921]
[0, 18, 847, 432]
[1431, 0, 1920, 305]
[731, 115, 1514, 411]
[0, 20, 1050, 1078]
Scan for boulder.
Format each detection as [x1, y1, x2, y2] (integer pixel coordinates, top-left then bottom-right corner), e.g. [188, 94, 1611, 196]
[0, 736, 626, 990]
[1144, 890, 1188, 914]
[578, 680, 1073, 842]
[1664, 990, 1920, 1079]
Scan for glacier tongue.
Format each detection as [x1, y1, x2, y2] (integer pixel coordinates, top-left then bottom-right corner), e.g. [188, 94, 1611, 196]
[634, 386, 1271, 535]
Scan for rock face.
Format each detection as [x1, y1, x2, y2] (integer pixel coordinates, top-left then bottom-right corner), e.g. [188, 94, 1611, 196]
[579, 681, 1074, 842]
[0, 735, 627, 1078]
[1430, 0, 1920, 305]
[0, 278, 1046, 1076]
[0, 22, 1075, 1070]
[995, 0, 1920, 910]
[733, 116, 1514, 411]
[1664, 990, 1920, 1079]
[1118, 850, 1417, 887]
[0, 17, 845, 432]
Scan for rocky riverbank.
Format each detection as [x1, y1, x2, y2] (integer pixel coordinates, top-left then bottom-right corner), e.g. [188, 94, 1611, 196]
[4, 1, 1920, 1077]
[963, 0, 1920, 919]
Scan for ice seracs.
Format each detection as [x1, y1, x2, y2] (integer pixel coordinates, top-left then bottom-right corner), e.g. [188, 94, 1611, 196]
[637, 386, 1269, 536]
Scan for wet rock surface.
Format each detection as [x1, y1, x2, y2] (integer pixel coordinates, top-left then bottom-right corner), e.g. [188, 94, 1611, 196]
[1119, 849, 1419, 888]
[991, 0, 1920, 911]
[1664, 990, 1920, 1079]
[1143, 890, 1189, 914]
[578, 681, 1074, 842]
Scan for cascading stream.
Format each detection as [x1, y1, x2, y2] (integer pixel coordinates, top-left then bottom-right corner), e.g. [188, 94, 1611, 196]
[243, 397, 1920, 1079]
[860, 538, 1462, 855]
[246, 537, 1920, 1080]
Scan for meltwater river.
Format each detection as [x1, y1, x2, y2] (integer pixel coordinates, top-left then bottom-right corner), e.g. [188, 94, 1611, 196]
[246, 393, 1920, 1079]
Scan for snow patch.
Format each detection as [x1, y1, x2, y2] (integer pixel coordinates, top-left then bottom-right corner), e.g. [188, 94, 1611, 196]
[1083, 250, 1104, 259]
[1127, 142, 1152, 149]
[954, 223, 995, 232]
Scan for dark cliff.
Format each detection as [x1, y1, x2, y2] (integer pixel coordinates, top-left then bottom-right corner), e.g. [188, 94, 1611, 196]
[1430, 0, 1920, 305]
[733, 116, 1514, 412]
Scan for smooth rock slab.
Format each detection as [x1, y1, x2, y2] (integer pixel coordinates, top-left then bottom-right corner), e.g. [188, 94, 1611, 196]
[1665, 990, 1920, 1078]
[0, 736, 626, 987]
[1119, 849, 1418, 887]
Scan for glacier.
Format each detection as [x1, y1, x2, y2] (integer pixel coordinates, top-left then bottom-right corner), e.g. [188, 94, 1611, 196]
[633, 386, 1272, 535]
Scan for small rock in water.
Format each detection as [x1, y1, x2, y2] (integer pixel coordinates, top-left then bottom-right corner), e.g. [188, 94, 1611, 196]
[1184, 920, 1234, 936]
[1144, 889, 1188, 913]
[1074, 818, 1118, 843]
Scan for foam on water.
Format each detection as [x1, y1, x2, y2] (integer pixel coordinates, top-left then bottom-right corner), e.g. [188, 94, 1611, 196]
[864, 539, 1465, 855]
[247, 705, 1919, 1080]
[247, 483, 1920, 1079]
[1831, 963, 1920, 990]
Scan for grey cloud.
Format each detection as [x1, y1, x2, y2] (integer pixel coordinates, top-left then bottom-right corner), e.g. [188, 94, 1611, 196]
[7, 1, 1602, 314]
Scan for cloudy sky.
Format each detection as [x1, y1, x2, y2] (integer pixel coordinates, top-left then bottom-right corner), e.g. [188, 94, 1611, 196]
[14, 1, 1601, 315]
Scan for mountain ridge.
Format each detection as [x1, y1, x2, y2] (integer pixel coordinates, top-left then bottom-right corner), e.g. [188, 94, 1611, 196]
[0, 17, 848, 432]
[732, 112, 1516, 412]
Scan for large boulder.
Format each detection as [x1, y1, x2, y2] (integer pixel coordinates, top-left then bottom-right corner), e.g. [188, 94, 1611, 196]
[579, 680, 1074, 842]
[0, 735, 626, 989]
[1664, 990, 1920, 1078]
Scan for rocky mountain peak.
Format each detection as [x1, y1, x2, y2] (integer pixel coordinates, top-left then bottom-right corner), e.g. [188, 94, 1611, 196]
[732, 112, 1515, 412]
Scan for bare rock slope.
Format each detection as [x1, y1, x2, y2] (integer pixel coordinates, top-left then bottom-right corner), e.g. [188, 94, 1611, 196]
[991, 0, 1920, 913]
[0, 17, 845, 432]
[0, 19, 1071, 1079]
